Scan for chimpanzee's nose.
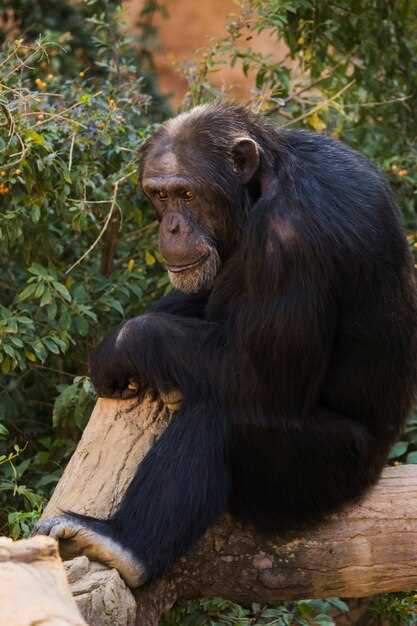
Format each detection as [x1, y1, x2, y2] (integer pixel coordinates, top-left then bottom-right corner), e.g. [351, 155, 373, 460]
[166, 213, 180, 235]
[160, 212, 192, 239]
[159, 211, 199, 267]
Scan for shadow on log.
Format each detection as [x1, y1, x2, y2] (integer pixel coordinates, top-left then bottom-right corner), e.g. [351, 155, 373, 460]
[41, 398, 417, 626]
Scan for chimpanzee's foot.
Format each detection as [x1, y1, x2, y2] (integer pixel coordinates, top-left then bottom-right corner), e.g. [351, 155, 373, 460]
[34, 515, 146, 588]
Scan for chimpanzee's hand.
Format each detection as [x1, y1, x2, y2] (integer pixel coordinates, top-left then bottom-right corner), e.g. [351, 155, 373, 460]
[90, 313, 189, 401]
[89, 320, 142, 399]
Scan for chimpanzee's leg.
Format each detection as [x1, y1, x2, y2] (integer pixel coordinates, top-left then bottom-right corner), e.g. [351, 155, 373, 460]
[110, 399, 229, 579]
[35, 398, 230, 587]
[229, 406, 384, 533]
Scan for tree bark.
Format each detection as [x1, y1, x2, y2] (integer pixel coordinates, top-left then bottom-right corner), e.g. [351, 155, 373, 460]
[42, 397, 417, 626]
[0, 535, 87, 626]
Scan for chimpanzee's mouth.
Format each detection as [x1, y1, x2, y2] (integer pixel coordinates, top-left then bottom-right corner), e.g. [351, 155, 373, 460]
[167, 253, 209, 273]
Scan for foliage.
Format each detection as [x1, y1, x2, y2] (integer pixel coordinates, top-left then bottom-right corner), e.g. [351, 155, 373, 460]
[183, 0, 417, 228]
[0, 6, 168, 536]
[162, 597, 350, 626]
[388, 412, 417, 464]
[369, 593, 417, 626]
[163, 590, 417, 625]
[0, 0, 119, 75]
[0, 0, 168, 108]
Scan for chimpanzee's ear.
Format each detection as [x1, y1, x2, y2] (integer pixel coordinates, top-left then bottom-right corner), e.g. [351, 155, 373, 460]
[231, 137, 260, 184]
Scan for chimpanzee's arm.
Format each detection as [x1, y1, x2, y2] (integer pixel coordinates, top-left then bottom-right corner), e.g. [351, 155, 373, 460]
[88, 312, 221, 402]
[85, 290, 209, 399]
[35, 312, 230, 586]
[148, 289, 209, 318]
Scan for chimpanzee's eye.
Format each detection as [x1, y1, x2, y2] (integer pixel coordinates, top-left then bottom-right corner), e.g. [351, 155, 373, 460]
[183, 190, 193, 201]
[158, 190, 168, 200]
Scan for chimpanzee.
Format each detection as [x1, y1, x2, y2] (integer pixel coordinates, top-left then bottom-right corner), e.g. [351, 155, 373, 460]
[35, 102, 417, 587]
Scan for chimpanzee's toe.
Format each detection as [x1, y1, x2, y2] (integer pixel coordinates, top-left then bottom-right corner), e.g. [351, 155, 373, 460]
[33, 514, 147, 588]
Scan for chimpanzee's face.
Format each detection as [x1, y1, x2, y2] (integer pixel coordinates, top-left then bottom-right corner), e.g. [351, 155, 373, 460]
[141, 144, 226, 294]
[141, 119, 261, 294]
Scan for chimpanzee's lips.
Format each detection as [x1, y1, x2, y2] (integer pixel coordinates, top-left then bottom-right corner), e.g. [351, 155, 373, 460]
[167, 253, 209, 273]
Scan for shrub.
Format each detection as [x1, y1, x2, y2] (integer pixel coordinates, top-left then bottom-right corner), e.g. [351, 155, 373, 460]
[0, 13, 167, 536]
[184, 0, 417, 227]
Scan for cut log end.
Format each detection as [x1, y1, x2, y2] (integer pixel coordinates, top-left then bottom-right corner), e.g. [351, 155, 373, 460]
[0, 535, 88, 626]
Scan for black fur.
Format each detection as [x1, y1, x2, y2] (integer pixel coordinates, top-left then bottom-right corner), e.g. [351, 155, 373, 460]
[80, 103, 417, 581]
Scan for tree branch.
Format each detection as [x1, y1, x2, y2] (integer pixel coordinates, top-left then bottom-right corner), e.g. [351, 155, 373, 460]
[41, 398, 417, 626]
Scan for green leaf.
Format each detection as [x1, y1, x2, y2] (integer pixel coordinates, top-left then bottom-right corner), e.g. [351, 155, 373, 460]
[314, 615, 335, 626]
[60, 309, 72, 331]
[75, 317, 89, 336]
[3, 344, 16, 359]
[53, 282, 72, 302]
[31, 205, 41, 223]
[50, 336, 67, 352]
[28, 264, 50, 278]
[388, 441, 408, 459]
[9, 336, 24, 348]
[109, 299, 124, 316]
[327, 598, 349, 613]
[40, 288, 53, 307]
[47, 301, 58, 321]
[43, 337, 60, 355]
[406, 431, 417, 446]
[134, 208, 143, 224]
[406, 451, 417, 464]
[7, 319, 18, 334]
[36, 472, 61, 487]
[31, 340, 47, 363]
[34, 283, 45, 299]
[16, 283, 37, 302]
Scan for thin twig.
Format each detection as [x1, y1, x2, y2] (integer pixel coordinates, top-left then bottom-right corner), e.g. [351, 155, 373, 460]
[265, 61, 348, 116]
[4, 45, 48, 80]
[33, 91, 102, 128]
[65, 170, 134, 275]
[0, 103, 28, 167]
[0, 102, 13, 130]
[30, 364, 75, 378]
[345, 94, 411, 108]
[68, 133, 76, 172]
[21, 111, 87, 128]
[0, 47, 20, 70]
[68, 199, 112, 204]
[279, 79, 356, 128]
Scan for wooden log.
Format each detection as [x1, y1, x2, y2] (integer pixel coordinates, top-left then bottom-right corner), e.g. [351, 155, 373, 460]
[0, 535, 87, 626]
[64, 556, 137, 626]
[42, 398, 417, 626]
[42, 396, 167, 626]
